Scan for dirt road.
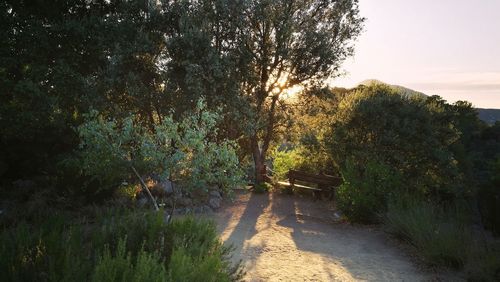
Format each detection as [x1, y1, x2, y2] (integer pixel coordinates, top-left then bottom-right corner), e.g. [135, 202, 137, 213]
[213, 191, 457, 282]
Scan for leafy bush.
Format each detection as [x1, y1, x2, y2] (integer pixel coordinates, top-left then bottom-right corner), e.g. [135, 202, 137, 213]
[78, 99, 245, 199]
[465, 240, 500, 281]
[270, 147, 302, 181]
[336, 160, 401, 223]
[325, 85, 464, 221]
[478, 157, 500, 235]
[0, 209, 241, 282]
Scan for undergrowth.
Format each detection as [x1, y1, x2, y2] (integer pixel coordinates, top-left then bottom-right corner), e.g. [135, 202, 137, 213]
[0, 208, 243, 282]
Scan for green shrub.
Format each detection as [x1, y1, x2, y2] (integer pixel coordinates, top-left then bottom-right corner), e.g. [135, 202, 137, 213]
[92, 240, 167, 282]
[325, 85, 462, 203]
[336, 160, 401, 223]
[385, 197, 470, 268]
[270, 147, 302, 181]
[0, 209, 241, 282]
[478, 157, 500, 235]
[78, 99, 245, 200]
[465, 240, 500, 282]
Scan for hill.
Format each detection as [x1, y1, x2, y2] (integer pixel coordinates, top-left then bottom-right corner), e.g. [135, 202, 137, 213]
[357, 79, 500, 125]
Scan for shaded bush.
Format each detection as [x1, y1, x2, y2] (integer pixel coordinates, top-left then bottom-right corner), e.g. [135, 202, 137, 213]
[385, 197, 470, 268]
[0, 209, 241, 281]
[325, 84, 464, 221]
[337, 160, 401, 223]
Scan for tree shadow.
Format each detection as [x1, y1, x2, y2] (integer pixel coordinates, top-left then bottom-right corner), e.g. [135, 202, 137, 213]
[222, 192, 270, 261]
[274, 195, 428, 281]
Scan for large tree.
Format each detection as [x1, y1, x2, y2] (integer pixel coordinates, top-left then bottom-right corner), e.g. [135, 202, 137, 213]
[162, 0, 364, 182]
[236, 0, 364, 182]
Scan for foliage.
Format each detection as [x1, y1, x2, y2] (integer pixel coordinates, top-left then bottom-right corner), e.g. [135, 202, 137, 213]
[322, 85, 467, 222]
[78, 99, 245, 198]
[0, 209, 241, 282]
[385, 197, 470, 268]
[336, 160, 401, 223]
[386, 196, 500, 280]
[163, 0, 365, 183]
[290, 87, 351, 174]
[478, 157, 500, 235]
[465, 240, 500, 282]
[270, 146, 303, 181]
[0, 1, 169, 192]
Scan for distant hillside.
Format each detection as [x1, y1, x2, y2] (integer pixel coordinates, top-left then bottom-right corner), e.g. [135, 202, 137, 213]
[359, 79, 427, 99]
[357, 79, 500, 125]
[478, 109, 500, 125]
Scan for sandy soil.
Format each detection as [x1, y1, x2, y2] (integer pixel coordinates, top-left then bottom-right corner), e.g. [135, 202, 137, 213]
[213, 190, 459, 282]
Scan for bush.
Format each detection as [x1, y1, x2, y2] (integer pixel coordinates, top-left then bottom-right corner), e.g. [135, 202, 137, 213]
[465, 240, 500, 281]
[270, 147, 302, 181]
[78, 99, 245, 200]
[336, 160, 401, 223]
[385, 197, 470, 268]
[324, 84, 467, 222]
[478, 157, 500, 235]
[325, 85, 462, 202]
[0, 209, 241, 281]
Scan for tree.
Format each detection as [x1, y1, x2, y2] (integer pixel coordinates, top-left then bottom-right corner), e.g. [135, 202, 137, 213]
[232, 0, 364, 182]
[160, 0, 364, 183]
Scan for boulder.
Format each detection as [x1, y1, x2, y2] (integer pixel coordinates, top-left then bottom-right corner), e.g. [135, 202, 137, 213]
[208, 197, 221, 210]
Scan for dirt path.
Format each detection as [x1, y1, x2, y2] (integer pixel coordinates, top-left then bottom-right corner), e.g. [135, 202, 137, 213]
[213, 191, 458, 282]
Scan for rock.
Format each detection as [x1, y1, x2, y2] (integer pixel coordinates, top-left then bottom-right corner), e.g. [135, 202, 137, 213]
[159, 180, 174, 194]
[209, 197, 221, 210]
[209, 190, 222, 199]
[202, 205, 213, 213]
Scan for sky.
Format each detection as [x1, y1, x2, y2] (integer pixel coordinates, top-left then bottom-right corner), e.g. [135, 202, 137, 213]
[331, 0, 500, 109]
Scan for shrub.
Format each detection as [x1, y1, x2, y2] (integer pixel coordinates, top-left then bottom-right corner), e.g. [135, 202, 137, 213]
[78, 99, 245, 200]
[325, 85, 462, 202]
[478, 157, 500, 235]
[465, 240, 500, 281]
[336, 160, 401, 223]
[270, 147, 302, 181]
[0, 209, 241, 282]
[385, 197, 470, 268]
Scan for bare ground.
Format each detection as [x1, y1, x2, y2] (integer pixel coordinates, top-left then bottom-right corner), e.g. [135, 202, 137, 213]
[212, 190, 460, 282]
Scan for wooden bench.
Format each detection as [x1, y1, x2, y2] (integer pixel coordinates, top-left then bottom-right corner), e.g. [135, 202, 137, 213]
[277, 170, 342, 200]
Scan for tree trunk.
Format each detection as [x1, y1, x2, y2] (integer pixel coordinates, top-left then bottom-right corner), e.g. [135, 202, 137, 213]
[252, 135, 266, 185]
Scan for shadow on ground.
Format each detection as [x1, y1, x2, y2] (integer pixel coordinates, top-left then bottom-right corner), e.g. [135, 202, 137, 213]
[213, 190, 458, 282]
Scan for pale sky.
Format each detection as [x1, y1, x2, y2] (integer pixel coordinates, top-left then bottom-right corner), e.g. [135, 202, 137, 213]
[331, 0, 500, 109]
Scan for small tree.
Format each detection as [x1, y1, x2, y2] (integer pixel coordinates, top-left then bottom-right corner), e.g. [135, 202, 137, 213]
[78, 99, 244, 209]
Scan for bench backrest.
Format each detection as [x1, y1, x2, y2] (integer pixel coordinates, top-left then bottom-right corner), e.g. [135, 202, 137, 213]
[288, 170, 342, 187]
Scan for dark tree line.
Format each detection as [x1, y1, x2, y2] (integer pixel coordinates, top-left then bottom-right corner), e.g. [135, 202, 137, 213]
[0, 0, 363, 199]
